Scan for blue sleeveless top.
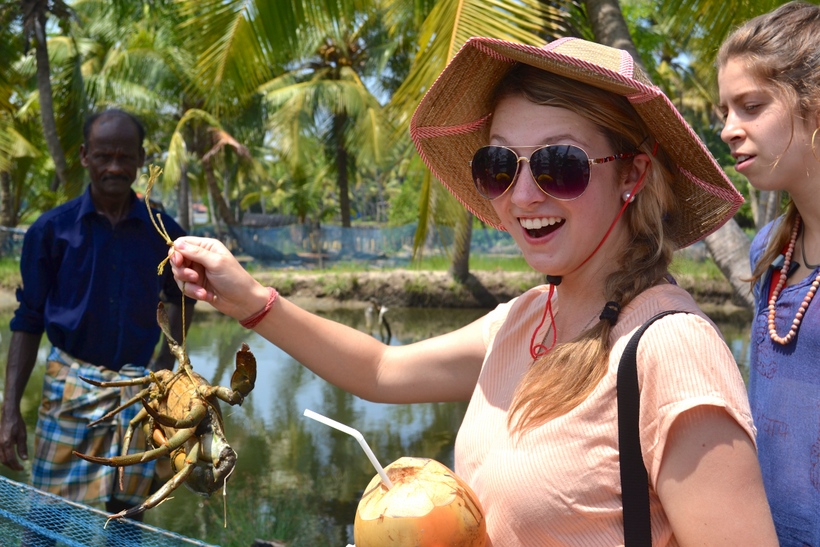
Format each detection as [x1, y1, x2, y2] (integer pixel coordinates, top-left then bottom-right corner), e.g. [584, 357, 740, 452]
[749, 219, 820, 547]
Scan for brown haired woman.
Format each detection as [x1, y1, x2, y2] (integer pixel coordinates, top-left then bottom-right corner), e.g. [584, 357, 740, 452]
[718, 3, 820, 545]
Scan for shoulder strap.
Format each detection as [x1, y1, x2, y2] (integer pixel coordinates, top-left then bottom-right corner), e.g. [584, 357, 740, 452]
[618, 310, 686, 547]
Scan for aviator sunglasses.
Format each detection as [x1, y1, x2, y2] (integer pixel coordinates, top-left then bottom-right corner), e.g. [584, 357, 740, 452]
[470, 144, 636, 201]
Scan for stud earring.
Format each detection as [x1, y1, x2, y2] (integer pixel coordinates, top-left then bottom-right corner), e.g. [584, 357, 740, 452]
[622, 191, 635, 203]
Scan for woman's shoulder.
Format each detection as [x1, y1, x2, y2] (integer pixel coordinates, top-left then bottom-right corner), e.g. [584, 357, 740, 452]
[615, 283, 710, 334]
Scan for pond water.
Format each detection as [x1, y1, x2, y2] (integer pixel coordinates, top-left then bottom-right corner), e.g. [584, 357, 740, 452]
[0, 304, 750, 547]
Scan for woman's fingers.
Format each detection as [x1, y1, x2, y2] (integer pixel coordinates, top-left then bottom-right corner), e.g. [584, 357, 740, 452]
[168, 236, 261, 319]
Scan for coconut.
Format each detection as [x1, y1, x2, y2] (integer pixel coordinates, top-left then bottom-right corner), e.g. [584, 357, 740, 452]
[354, 456, 486, 547]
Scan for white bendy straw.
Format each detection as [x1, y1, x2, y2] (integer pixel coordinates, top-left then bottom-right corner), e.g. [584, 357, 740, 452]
[303, 408, 394, 489]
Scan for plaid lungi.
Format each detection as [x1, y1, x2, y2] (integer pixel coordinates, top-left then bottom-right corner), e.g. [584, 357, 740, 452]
[31, 347, 156, 507]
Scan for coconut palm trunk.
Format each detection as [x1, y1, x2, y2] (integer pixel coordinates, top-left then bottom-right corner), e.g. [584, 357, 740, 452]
[0, 170, 16, 226]
[177, 162, 191, 231]
[705, 222, 754, 308]
[450, 208, 473, 283]
[333, 113, 353, 228]
[30, 8, 69, 191]
[204, 160, 235, 229]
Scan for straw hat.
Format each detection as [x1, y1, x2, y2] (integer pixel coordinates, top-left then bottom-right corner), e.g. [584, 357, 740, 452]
[409, 36, 743, 249]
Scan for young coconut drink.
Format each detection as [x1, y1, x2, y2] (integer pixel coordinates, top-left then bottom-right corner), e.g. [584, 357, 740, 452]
[355, 456, 486, 547]
[302, 410, 486, 547]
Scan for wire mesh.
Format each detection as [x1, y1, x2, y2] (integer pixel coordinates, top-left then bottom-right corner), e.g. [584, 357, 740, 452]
[0, 475, 217, 547]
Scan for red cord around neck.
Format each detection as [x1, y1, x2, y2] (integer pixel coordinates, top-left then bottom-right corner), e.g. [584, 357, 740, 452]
[528, 169, 647, 360]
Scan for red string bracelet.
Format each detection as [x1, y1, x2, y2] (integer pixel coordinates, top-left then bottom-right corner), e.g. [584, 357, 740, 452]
[240, 286, 278, 329]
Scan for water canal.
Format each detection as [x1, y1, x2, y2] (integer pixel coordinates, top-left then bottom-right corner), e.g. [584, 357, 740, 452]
[0, 304, 751, 546]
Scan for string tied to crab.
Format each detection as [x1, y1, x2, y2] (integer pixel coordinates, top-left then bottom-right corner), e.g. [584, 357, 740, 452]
[142, 165, 188, 357]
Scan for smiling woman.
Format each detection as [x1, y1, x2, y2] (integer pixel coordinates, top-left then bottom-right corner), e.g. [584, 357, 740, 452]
[161, 35, 777, 547]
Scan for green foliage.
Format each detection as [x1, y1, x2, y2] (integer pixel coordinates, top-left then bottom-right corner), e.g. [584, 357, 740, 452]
[670, 253, 725, 280]
[317, 273, 359, 298]
[0, 257, 21, 290]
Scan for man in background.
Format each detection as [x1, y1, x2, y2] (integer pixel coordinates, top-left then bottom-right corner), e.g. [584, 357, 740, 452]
[0, 108, 194, 518]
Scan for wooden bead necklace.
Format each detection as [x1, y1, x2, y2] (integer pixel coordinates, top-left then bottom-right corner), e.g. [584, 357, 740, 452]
[768, 215, 820, 345]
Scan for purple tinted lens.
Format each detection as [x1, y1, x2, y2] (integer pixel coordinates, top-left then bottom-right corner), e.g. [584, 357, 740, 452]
[530, 145, 590, 200]
[471, 146, 518, 199]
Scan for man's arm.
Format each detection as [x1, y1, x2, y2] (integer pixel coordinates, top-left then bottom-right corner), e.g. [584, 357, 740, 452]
[0, 331, 42, 470]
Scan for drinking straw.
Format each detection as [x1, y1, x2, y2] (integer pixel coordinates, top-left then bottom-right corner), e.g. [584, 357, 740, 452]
[303, 409, 394, 489]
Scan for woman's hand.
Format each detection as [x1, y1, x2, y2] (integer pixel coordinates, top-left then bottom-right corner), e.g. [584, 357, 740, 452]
[168, 237, 270, 321]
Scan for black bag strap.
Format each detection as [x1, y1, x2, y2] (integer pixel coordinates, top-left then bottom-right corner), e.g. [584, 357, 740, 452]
[618, 310, 686, 547]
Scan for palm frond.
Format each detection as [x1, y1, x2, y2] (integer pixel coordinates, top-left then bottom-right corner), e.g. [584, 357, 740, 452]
[388, 0, 569, 138]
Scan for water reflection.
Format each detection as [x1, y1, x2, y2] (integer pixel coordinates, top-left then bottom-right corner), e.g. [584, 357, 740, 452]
[0, 305, 750, 546]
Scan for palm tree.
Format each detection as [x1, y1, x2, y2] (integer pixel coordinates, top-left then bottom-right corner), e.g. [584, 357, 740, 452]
[15, 0, 74, 191]
[0, 4, 61, 227]
[177, 0, 398, 263]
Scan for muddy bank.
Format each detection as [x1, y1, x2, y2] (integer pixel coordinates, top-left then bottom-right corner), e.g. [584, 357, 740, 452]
[251, 269, 753, 325]
[0, 269, 752, 324]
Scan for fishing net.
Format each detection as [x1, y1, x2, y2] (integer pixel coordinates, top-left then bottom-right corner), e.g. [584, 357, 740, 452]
[0, 475, 216, 547]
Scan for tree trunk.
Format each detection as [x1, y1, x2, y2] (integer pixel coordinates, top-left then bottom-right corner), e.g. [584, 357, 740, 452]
[33, 12, 69, 192]
[204, 161, 235, 226]
[752, 189, 780, 230]
[177, 162, 190, 231]
[333, 113, 352, 228]
[584, 0, 754, 310]
[704, 222, 754, 308]
[449, 208, 473, 283]
[0, 170, 16, 227]
[583, 0, 644, 70]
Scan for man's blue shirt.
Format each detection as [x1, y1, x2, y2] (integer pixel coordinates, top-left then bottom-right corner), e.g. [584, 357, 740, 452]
[10, 186, 188, 370]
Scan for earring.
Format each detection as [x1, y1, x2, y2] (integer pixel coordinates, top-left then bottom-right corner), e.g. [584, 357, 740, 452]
[622, 191, 635, 203]
[812, 128, 820, 163]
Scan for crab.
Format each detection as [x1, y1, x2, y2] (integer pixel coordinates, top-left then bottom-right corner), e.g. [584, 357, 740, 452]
[73, 302, 257, 519]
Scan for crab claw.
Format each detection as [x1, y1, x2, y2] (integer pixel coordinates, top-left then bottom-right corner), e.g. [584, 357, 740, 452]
[156, 302, 179, 347]
[230, 343, 257, 397]
[107, 443, 201, 520]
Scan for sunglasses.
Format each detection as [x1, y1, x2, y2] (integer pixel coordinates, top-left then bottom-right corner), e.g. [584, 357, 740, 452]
[470, 144, 636, 201]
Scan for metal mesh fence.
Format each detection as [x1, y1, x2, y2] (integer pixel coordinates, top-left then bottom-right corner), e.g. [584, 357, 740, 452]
[192, 223, 519, 263]
[0, 476, 217, 547]
[0, 226, 26, 258]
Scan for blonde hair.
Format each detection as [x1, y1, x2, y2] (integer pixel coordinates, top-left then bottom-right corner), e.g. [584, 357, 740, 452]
[493, 65, 679, 432]
[717, 1, 820, 285]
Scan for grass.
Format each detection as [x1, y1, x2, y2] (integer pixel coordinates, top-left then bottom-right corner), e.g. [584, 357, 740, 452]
[0, 252, 723, 293]
[318, 254, 532, 273]
[319, 252, 721, 278]
[0, 257, 21, 291]
[669, 253, 725, 280]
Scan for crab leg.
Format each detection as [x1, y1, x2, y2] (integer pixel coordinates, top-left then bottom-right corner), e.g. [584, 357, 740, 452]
[115, 407, 150, 489]
[78, 375, 155, 388]
[86, 388, 155, 427]
[120, 408, 149, 458]
[73, 427, 196, 466]
[141, 397, 208, 429]
[108, 443, 201, 520]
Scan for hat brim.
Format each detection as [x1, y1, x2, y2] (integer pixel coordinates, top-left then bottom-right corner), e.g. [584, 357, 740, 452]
[410, 37, 742, 249]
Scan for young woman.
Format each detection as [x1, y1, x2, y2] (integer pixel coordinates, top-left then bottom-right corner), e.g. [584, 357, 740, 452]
[717, 3, 820, 545]
[170, 37, 777, 546]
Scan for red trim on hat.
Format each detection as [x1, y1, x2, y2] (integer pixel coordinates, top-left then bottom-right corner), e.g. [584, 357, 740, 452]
[411, 113, 492, 139]
[679, 167, 744, 205]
